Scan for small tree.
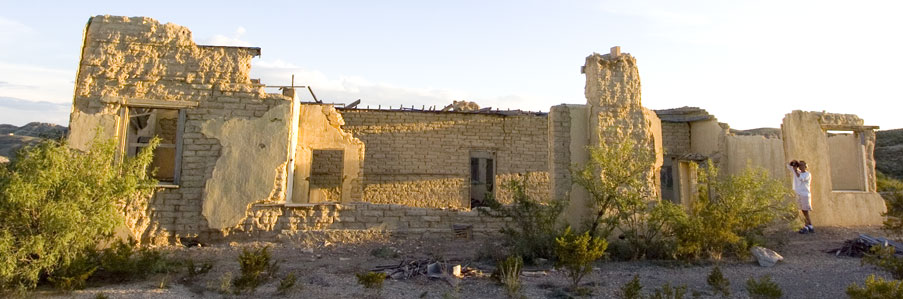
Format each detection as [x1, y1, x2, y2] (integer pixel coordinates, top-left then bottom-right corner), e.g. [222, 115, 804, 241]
[555, 227, 607, 290]
[483, 178, 565, 263]
[0, 135, 157, 291]
[673, 161, 795, 260]
[572, 138, 656, 242]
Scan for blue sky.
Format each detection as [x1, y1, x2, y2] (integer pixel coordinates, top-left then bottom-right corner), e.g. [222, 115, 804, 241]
[1, 0, 901, 129]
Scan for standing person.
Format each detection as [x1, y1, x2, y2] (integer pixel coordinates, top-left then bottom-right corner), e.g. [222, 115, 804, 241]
[788, 160, 813, 234]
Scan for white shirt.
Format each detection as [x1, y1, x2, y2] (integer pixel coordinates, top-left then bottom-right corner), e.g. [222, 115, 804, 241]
[787, 165, 811, 196]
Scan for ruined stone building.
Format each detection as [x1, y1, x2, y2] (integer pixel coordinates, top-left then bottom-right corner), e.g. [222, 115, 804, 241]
[67, 16, 885, 244]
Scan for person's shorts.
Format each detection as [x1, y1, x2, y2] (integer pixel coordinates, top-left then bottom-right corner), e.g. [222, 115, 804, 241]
[798, 194, 812, 211]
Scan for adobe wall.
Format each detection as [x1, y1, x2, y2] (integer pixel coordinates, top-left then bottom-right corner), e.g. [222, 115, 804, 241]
[68, 15, 294, 243]
[339, 109, 551, 209]
[782, 110, 885, 226]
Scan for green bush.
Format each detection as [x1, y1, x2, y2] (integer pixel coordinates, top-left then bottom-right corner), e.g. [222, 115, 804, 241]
[47, 253, 97, 292]
[555, 227, 607, 290]
[847, 274, 903, 299]
[672, 161, 795, 260]
[95, 239, 178, 282]
[233, 246, 279, 293]
[277, 272, 298, 295]
[863, 245, 903, 279]
[746, 275, 782, 299]
[572, 138, 656, 242]
[356, 271, 387, 289]
[706, 266, 730, 297]
[620, 275, 643, 299]
[0, 135, 157, 291]
[483, 178, 565, 263]
[648, 282, 687, 299]
[494, 255, 523, 298]
[572, 138, 686, 260]
[878, 172, 903, 237]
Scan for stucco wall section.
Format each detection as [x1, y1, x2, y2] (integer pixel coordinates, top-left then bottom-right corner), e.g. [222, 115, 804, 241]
[340, 109, 550, 209]
[67, 111, 119, 151]
[723, 135, 785, 178]
[293, 104, 365, 204]
[200, 102, 292, 229]
[690, 120, 727, 161]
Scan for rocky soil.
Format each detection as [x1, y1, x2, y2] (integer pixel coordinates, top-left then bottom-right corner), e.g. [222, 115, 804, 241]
[32, 226, 897, 299]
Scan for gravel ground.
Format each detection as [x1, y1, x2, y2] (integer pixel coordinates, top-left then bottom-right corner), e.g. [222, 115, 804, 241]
[35, 226, 894, 298]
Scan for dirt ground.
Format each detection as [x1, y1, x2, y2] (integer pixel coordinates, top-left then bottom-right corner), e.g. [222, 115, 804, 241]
[35, 226, 896, 298]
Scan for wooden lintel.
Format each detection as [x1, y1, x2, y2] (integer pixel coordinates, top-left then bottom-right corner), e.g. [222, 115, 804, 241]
[821, 124, 880, 131]
[125, 98, 199, 109]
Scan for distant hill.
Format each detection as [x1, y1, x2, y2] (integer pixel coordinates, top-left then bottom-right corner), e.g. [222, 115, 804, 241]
[0, 122, 68, 163]
[877, 129, 903, 180]
[730, 127, 783, 139]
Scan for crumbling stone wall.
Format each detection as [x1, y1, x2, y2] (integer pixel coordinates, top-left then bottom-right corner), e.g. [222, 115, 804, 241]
[224, 203, 512, 241]
[68, 15, 293, 243]
[340, 109, 551, 209]
[661, 122, 691, 155]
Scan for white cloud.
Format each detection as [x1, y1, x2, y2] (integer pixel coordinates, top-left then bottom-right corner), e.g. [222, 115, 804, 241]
[0, 17, 35, 45]
[200, 26, 252, 47]
[0, 62, 74, 104]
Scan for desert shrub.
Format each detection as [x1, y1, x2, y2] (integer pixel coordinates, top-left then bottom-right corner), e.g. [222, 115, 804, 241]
[746, 275, 782, 299]
[356, 271, 387, 289]
[185, 259, 213, 280]
[47, 253, 97, 292]
[706, 266, 730, 297]
[572, 138, 656, 241]
[0, 135, 157, 291]
[671, 161, 795, 260]
[620, 275, 643, 299]
[95, 239, 178, 282]
[555, 227, 607, 289]
[648, 282, 687, 299]
[572, 138, 686, 260]
[277, 272, 298, 295]
[483, 178, 565, 263]
[878, 172, 903, 236]
[233, 246, 279, 293]
[493, 255, 523, 297]
[863, 245, 903, 279]
[846, 274, 903, 299]
[217, 272, 233, 294]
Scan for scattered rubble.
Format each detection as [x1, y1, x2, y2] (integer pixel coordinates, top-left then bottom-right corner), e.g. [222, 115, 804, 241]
[826, 234, 903, 257]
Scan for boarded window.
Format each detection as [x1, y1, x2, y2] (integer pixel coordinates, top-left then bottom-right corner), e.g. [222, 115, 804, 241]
[309, 149, 344, 202]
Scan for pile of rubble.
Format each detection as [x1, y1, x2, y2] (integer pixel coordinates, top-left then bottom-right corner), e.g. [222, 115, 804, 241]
[826, 234, 903, 257]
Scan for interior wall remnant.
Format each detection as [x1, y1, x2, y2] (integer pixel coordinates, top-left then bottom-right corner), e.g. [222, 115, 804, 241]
[782, 110, 885, 226]
[827, 133, 866, 191]
[340, 109, 550, 209]
[293, 104, 365, 204]
[200, 101, 292, 229]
